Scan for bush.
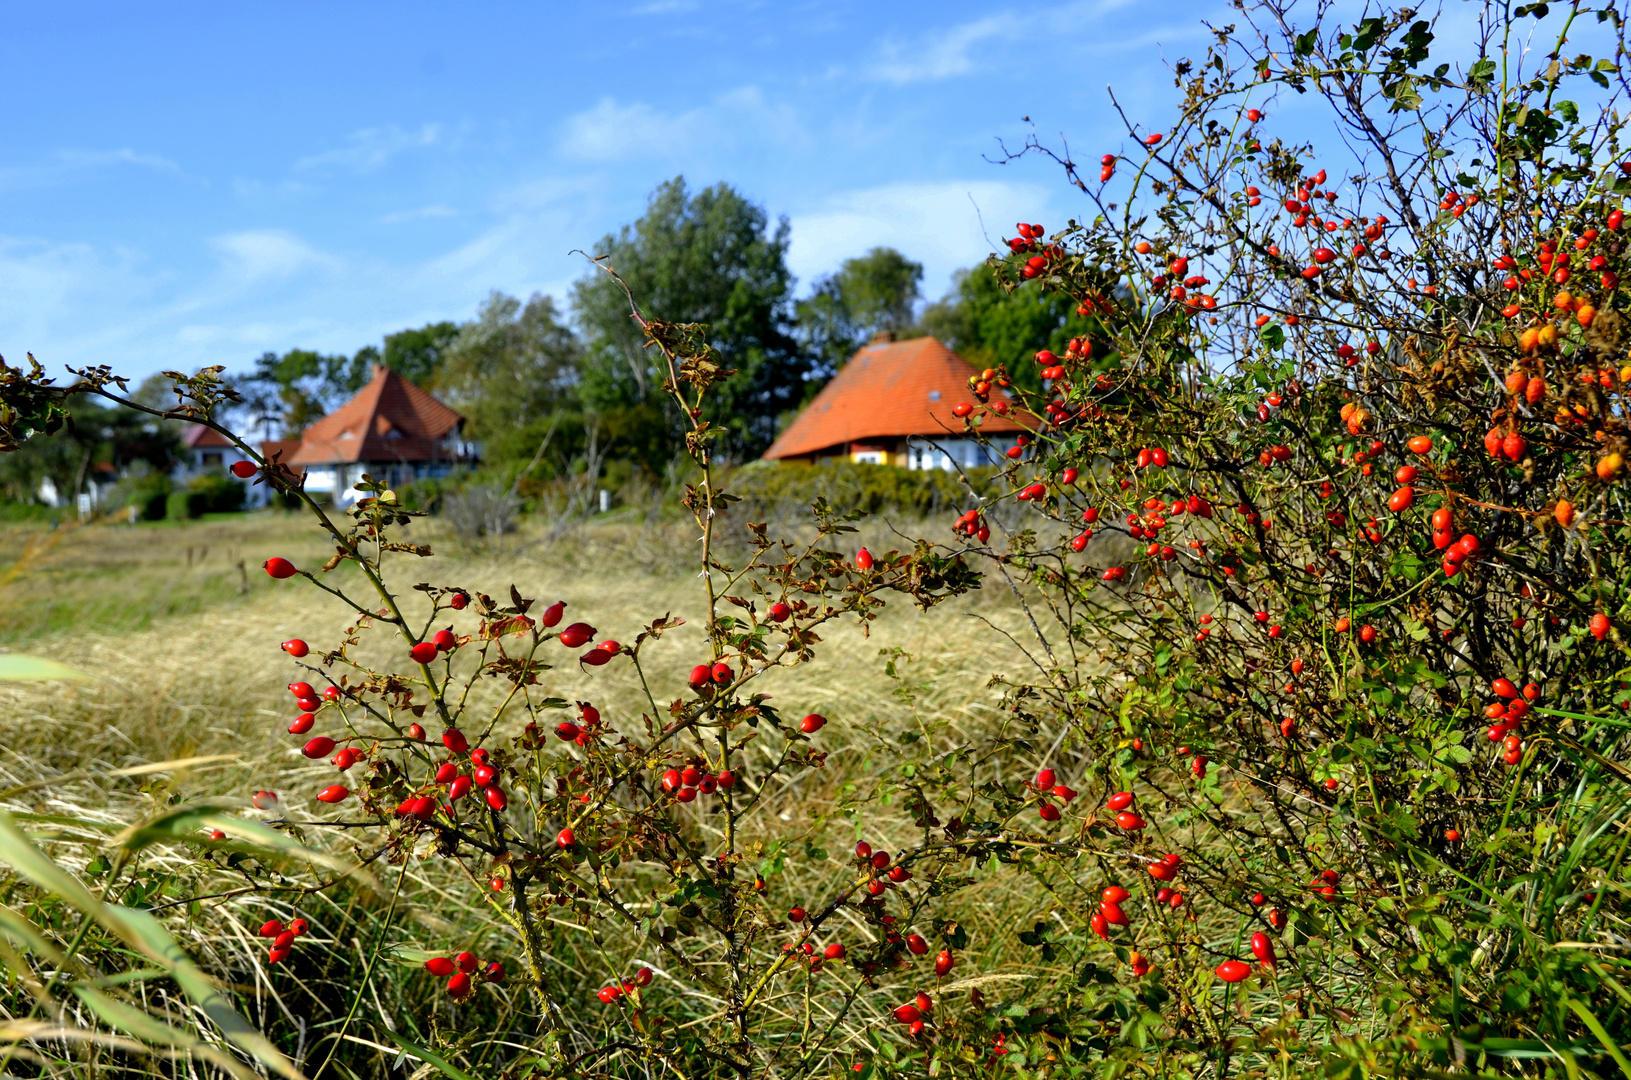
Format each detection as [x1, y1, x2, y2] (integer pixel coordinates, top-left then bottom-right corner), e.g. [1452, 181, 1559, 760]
[187, 471, 245, 513]
[726, 459, 999, 518]
[394, 475, 452, 513]
[121, 469, 171, 521]
[164, 489, 207, 520]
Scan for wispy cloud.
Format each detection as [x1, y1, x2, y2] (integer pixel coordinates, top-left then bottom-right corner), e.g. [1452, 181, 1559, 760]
[560, 87, 803, 163]
[0, 148, 184, 191]
[294, 124, 442, 174]
[208, 230, 339, 283]
[380, 204, 458, 225]
[631, 0, 698, 13]
[864, 0, 1152, 84]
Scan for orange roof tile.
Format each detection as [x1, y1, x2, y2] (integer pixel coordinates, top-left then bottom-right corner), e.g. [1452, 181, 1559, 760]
[762, 337, 1027, 460]
[289, 366, 462, 466]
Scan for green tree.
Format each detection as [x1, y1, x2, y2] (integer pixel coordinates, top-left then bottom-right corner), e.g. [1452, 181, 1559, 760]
[234, 348, 369, 433]
[796, 247, 923, 378]
[383, 320, 459, 388]
[437, 292, 581, 473]
[571, 177, 806, 461]
[916, 267, 1093, 392]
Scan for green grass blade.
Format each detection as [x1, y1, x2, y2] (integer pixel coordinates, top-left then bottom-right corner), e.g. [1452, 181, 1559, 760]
[383, 1031, 481, 1080]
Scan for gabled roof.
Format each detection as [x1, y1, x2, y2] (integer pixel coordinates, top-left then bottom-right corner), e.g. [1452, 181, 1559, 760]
[289, 366, 462, 467]
[183, 424, 235, 449]
[762, 336, 1027, 460]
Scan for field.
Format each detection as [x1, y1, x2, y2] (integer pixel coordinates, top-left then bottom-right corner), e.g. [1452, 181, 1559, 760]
[0, 507, 1065, 1077]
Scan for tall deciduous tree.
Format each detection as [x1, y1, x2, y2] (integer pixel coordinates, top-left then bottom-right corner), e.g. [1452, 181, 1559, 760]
[436, 292, 581, 471]
[571, 177, 805, 461]
[797, 247, 923, 379]
[383, 321, 460, 388]
[234, 348, 369, 435]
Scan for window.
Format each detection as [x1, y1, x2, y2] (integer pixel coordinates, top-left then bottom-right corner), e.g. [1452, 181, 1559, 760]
[853, 451, 886, 465]
[928, 390, 941, 401]
[201, 452, 223, 466]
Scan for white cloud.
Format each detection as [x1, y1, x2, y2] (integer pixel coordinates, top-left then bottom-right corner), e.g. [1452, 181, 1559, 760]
[380, 204, 458, 224]
[864, 0, 1170, 85]
[788, 179, 1060, 300]
[560, 87, 803, 163]
[631, 0, 698, 12]
[294, 124, 442, 173]
[0, 148, 185, 191]
[209, 230, 339, 283]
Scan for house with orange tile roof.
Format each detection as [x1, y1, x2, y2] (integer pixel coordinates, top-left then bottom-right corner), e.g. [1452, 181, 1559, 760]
[285, 365, 475, 504]
[762, 335, 1028, 470]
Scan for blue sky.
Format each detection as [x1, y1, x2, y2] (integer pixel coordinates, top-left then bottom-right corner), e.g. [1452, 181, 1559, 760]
[12, 0, 1535, 384]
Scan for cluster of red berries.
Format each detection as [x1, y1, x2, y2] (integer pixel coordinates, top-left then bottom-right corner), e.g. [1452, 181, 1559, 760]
[687, 661, 737, 691]
[1214, 931, 1278, 984]
[892, 990, 934, 1036]
[424, 951, 505, 998]
[1005, 223, 1057, 279]
[852, 840, 915, 897]
[258, 917, 309, 965]
[1031, 768, 1077, 821]
[1104, 790, 1146, 831]
[1486, 677, 1543, 765]
[408, 628, 462, 664]
[658, 763, 736, 802]
[780, 937, 847, 973]
[596, 965, 653, 1003]
[394, 733, 509, 819]
[278, 675, 361, 804]
[952, 508, 990, 542]
[554, 702, 604, 747]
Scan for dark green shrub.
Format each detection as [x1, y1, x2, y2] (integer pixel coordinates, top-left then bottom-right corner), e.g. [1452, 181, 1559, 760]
[186, 472, 245, 513]
[135, 492, 168, 521]
[724, 459, 998, 518]
[165, 490, 207, 520]
[395, 476, 451, 513]
[124, 473, 171, 521]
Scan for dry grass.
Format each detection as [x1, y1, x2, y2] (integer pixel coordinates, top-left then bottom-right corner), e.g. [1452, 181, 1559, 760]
[0, 509, 1085, 1078]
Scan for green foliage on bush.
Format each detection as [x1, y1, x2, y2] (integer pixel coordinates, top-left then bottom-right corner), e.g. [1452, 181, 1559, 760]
[724, 460, 998, 518]
[165, 472, 245, 519]
[165, 490, 207, 520]
[394, 475, 455, 513]
[124, 471, 172, 521]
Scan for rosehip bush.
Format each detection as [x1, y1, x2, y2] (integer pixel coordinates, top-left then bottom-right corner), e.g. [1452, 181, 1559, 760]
[917, 0, 1631, 1074]
[2, 271, 992, 1075]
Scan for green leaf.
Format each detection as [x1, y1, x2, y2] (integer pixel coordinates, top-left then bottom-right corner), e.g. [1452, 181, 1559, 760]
[112, 801, 376, 890]
[0, 654, 90, 681]
[383, 1033, 480, 1080]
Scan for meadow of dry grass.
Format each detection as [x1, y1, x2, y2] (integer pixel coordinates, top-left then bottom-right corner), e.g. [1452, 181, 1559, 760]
[0, 507, 1082, 1077]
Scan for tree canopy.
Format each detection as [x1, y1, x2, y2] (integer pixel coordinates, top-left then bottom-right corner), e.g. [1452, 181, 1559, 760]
[796, 247, 923, 379]
[571, 177, 806, 460]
